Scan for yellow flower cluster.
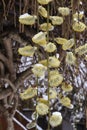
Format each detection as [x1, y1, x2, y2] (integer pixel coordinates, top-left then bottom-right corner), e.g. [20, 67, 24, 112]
[75, 43, 87, 55]
[39, 59, 48, 66]
[72, 21, 86, 32]
[58, 7, 70, 16]
[49, 70, 63, 87]
[36, 103, 49, 115]
[85, 55, 87, 61]
[55, 37, 68, 45]
[40, 23, 54, 31]
[49, 56, 60, 68]
[61, 82, 73, 92]
[62, 38, 75, 50]
[65, 52, 76, 65]
[49, 88, 57, 99]
[38, 6, 47, 18]
[39, 56, 60, 68]
[18, 46, 37, 57]
[67, 104, 74, 109]
[26, 122, 36, 129]
[37, 0, 53, 5]
[38, 98, 48, 105]
[50, 16, 63, 25]
[32, 64, 47, 77]
[18, 0, 76, 123]
[19, 13, 37, 25]
[60, 97, 71, 107]
[55, 38, 75, 50]
[73, 12, 84, 20]
[32, 31, 47, 47]
[50, 112, 62, 127]
[20, 87, 37, 100]
[31, 111, 38, 120]
[44, 42, 56, 53]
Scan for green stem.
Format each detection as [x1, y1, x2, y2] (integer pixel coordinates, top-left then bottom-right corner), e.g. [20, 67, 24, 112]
[47, 3, 51, 130]
[36, 1, 41, 61]
[71, 0, 76, 53]
[35, 2, 39, 130]
[35, 77, 38, 130]
[37, 2, 39, 33]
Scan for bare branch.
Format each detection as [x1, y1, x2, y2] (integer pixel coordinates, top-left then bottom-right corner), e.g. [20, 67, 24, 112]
[1, 78, 17, 92]
[0, 88, 12, 100]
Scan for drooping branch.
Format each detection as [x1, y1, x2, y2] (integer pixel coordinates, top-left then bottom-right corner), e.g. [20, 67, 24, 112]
[0, 61, 5, 77]
[3, 37, 16, 80]
[0, 52, 9, 69]
[0, 88, 12, 100]
[14, 67, 32, 88]
[0, 53, 14, 80]
[1, 0, 7, 19]
[3, 37, 13, 60]
[1, 78, 17, 92]
[0, 104, 6, 114]
[11, 94, 18, 118]
[71, 0, 80, 13]
[0, 37, 16, 80]
[0, 67, 32, 100]
[4, 110, 15, 130]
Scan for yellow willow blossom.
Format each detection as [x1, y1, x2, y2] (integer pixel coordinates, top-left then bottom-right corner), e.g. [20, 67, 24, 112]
[32, 64, 47, 77]
[40, 23, 54, 31]
[49, 88, 57, 99]
[49, 74, 63, 87]
[44, 42, 56, 53]
[62, 38, 75, 50]
[39, 56, 60, 68]
[65, 52, 76, 65]
[75, 43, 87, 55]
[26, 122, 36, 129]
[31, 111, 38, 120]
[20, 87, 37, 100]
[54, 37, 68, 45]
[67, 104, 74, 109]
[36, 103, 49, 115]
[49, 112, 62, 127]
[49, 56, 60, 68]
[72, 21, 86, 32]
[58, 7, 70, 16]
[18, 46, 37, 57]
[49, 70, 59, 76]
[19, 13, 37, 25]
[49, 70, 63, 87]
[50, 16, 63, 25]
[85, 55, 87, 61]
[60, 97, 71, 107]
[73, 12, 84, 20]
[61, 82, 73, 92]
[39, 59, 48, 66]
[37, 0, 53, 5]
[38, 6, 47, 18]
[38, 98, 48, 105]
[58, 93, 64, 99]
[32, 31, 47, 47]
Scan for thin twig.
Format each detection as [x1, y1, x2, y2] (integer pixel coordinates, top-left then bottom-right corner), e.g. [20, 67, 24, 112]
[1, 78, 17, 92]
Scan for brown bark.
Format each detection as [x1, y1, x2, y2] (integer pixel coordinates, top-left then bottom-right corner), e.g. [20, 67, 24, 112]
[0, 88, 12, 100]
[0, 61, 5, 77]
[3, 37, 16, 81]
[86, 108, 87, 128]
[4, 111, 15, 130]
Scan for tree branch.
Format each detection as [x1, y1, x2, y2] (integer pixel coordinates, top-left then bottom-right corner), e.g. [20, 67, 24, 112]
[0, 88, 12, 100]
[14, 67, 32, 88]
[1, 78, 17, 92]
